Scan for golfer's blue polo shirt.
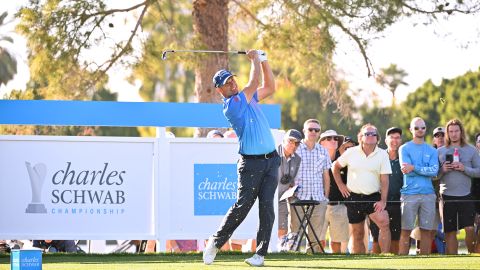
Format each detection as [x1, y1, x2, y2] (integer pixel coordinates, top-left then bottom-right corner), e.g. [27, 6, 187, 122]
[223, 91, 275, 155]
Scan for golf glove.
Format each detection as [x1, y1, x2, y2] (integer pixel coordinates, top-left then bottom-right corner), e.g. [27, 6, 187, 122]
[257, 50, 267, 62]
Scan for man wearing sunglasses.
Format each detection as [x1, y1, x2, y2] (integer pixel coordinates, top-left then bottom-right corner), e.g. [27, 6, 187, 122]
[370, 127, 403, 254]
[332, 123, 392, 254]
[319, 130, 349, 253]
[432, 127, 445, 149]
[291, 119, 331, 253]
[277, 129, 303, 248]
[398, 117, 439, 255]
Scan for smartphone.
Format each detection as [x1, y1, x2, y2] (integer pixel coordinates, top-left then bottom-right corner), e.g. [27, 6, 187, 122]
[445, 154, 453, 163]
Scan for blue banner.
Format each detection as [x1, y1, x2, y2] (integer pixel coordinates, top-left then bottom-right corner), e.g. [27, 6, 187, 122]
[0, 100, 281, 128]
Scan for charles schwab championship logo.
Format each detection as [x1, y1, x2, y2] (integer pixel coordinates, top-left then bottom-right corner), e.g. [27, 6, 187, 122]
[25, 162, 48, 214]
[24, 161, 127, 215]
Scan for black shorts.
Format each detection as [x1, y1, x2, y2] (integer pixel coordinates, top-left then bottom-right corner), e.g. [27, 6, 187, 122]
[346, 192, 380, 224]
[471, 179, 480, 214]
[370, 203, 401, 241]
[440, 194, 475, 233]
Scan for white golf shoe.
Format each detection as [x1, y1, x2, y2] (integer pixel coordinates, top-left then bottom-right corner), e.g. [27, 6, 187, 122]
[244, 254, 264, 267]
[203, 237, 218, 265]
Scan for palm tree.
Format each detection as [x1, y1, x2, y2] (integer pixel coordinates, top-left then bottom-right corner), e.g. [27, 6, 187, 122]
[375, 64, 408, 106]
[0, 11, 17, 86]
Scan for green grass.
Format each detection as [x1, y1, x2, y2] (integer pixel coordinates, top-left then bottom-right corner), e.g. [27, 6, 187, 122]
[1, 252, 480, 270]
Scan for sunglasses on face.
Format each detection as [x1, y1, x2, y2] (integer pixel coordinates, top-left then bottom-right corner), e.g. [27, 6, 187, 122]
[434, 133, 444, 138]
[322, 136, 339, 141]
[308, 128, 321, 133]
[363, 131, 377, 137]
[288, 139, 301, 146]
[414, 126, 426, 131]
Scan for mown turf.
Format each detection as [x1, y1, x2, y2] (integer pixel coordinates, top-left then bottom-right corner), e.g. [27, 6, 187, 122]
[1, 252, 480, 270]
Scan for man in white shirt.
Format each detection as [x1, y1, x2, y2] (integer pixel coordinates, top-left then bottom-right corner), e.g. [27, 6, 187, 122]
[332, 123, 392, 254]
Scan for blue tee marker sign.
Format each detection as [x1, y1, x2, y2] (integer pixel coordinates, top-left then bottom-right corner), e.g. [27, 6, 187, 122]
[194, 164, 237, 215]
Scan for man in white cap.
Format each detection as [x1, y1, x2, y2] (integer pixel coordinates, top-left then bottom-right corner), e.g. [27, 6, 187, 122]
[432, 127, 445, 149]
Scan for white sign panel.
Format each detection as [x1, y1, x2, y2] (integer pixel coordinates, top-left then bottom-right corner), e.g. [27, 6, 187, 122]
[0, 136, 156, 240]
[159, 139, 259, 240]
[158, 131, 283, 247]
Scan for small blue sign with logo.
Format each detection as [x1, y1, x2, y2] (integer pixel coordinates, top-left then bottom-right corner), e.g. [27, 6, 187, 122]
[194, 164, 237, 215]
[11, 249, 42, 270]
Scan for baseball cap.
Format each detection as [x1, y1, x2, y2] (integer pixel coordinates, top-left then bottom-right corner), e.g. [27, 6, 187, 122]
[213, 69, 234, 88]
[433, 127, 445, 136]
[319, 130, 341, 141]
[207, 130, 224, 138]
[385, 127, 402, 137]
[284, 129, 303, 142]
[343, 136, 358, 146]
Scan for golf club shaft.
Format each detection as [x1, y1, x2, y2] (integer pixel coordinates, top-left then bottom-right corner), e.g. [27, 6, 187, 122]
[161, 49, 266, 60]
[168, 50, 246, 54]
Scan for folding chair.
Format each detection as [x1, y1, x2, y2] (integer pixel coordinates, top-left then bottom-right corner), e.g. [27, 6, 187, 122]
[290, 199, 325, 253]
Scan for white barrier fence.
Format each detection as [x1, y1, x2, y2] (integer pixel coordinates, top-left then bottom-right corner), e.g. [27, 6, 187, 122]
[0, 132, 283, 252]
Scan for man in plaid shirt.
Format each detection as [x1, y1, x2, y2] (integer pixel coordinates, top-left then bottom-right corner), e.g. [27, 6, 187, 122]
[288, 118, 331, 253]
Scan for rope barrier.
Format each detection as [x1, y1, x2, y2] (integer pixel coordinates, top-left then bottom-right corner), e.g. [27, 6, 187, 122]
[292, 199, 480, 204]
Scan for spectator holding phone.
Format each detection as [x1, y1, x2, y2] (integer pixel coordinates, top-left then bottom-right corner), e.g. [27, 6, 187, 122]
[437, 119, 480, 254]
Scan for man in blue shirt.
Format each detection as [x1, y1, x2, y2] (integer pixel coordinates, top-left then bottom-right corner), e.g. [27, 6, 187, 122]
[203, 50, 280, 267]
[398, 117, 439, 255]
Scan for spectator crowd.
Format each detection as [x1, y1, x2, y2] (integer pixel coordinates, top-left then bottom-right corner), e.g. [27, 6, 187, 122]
[277, 117, 480, 255]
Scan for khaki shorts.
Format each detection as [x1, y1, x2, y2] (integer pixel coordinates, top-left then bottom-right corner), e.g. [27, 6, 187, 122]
[320, 204, 350, 242]
[401, 193, 436, 230]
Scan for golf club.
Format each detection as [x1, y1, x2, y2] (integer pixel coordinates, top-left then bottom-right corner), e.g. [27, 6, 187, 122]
[161, 49, 265, 60]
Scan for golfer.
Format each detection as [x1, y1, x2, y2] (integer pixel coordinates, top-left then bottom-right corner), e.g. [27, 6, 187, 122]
[203, 49, 280, 267]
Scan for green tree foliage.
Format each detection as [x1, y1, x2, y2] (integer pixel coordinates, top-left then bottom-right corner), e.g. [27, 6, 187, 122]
[360, 68, 480, 144]
[270, 77, 357, 136]
[9, 1, 480, 138]
[15, 0, 136, 99]
[131, 0, 194, 103]
[1, 2, 140, 136]
[235, 0, 479, 107]
[14, 1, 480, 110]
[401, 68, 480, 141]
[0, 11, 17, 86]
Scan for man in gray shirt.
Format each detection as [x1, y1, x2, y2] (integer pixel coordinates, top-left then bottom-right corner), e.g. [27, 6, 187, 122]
[438, 119, 480, 254]
[277, 129, 302, 245]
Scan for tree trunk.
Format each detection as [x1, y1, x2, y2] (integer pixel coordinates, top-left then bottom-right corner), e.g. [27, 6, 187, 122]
[193, 0, 229, 137]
